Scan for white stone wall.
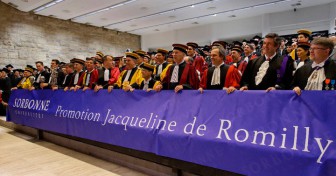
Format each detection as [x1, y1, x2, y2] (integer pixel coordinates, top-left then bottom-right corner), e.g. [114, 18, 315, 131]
[0, 2, 141, 69]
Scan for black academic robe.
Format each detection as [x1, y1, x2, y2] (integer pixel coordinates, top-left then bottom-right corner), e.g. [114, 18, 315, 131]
[291, 59, 336, 90]
[0, 77, 11, 102]
[161, 61, 199, 90]
[203, 65, 229, 89]
[33, 70, 51, 89]
[241, 54, 295, 90]
[154, 62, 169, 81]
[60, 72, 74, 89]
[133, 78, 156, 90]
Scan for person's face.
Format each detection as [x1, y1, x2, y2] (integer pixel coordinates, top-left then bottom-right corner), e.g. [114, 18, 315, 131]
[281, 40, 285, 47]
[136, 57, 144, 65]
[167, 58, 174, 64]
[286, 45, 293, 53]
[103, 56, 113, 69]
[244, 45, 253, 54]
[296, 47, 309, 59]
[36, 63, 44, 72]
[262, 37, 278, 56]
[210, 48, 223, 66]
[125, 57, 136, 69]
[23, 71, 31, 77]
[65, 66, 73, 74]
[50, 61, 57, 69]
[86, 60, 94, 70]
[298, 34, 308, 42]
[74, 63, 83, 71]
[186, 46, 195, 56]
[144, 57, 149, 63]
[231, 50, 241, 62]
[141, 69, 152, 79]
[155, 53, 165, 63]
[14, 71, 20, 77]
[172, 49, 185, 64]
[309, 44, 330, 63]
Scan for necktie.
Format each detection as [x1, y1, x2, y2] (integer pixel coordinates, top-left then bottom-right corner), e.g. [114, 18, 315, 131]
[211, 66, 220, 85]
[158, 64, 163, 75]
[170, 65, 179, 83]
[255, 58, 270, 85]
[143, 81, 149, 90]
[104, 69, 109, 81]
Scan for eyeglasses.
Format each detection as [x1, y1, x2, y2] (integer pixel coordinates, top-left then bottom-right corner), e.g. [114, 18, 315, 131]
[309, 47, 327, 51]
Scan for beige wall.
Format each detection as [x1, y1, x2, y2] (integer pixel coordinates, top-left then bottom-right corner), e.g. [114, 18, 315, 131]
[0, 2, 141, 69]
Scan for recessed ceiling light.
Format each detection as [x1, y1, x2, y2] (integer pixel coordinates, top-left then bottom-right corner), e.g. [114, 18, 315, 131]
[154, 29, 160, 31]
[207, 6, 216, 10]
[212, 14, 217, 17]
[101, 18, 107, 21]
[130, 24, 137, 27]
[168, 16, 176, 19]
[192, 22, 199, 24]
[229, 15, 236, 18]
[191, 5, 195, 8]
[62, 9, 70, 13]
[140, 7, 148, 10]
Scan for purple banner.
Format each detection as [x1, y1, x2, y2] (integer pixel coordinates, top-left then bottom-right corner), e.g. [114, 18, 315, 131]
[7, 89, 336, 176]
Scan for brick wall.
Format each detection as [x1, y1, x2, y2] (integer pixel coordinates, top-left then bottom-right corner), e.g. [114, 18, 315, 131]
[0, 2, 141, 69]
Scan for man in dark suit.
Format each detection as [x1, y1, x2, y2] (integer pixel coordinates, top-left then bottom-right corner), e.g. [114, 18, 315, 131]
[31, 61, 50, 90]
[240, 33, 295, 91]
[292, 37, 336, 95]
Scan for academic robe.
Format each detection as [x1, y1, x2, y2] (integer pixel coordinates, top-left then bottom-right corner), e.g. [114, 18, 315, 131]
[60, 72, 74, 89]
[193, 55, 207, 76]
[154, 62, 170, 81]
[200, 64, 240, 89]
[132, 77, 159, 90]
[114, 67, 142, 89]
[291, 59, 336, 90]
[97, 67, 120, 89]
[161, 61, 199, 90]
[69, 70, 85, 88]
[33, 70, 50, 89]
[80, 69, 99, 89]
[240, 54, 295, 90]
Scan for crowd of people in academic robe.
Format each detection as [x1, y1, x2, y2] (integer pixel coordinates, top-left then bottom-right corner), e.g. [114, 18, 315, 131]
[1, 29, 336, 115]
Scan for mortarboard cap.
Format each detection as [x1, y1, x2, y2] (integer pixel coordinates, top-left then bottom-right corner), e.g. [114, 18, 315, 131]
[126, 52, 140, 60]
[186, 42, 199, 49]
[211, 41, 227, 49]
[297, 29, 312, 37]
[25, 65, 34, 73]
[157, 48, 169, 55]
[231, 46, 243, 53]
[96, 51, 104, 58]
[172, 44, 188, 54]
[233, 41, 243, 47]
[140, 63, 155, 72]
[5, 64, 13, 68]
[134, 50, 146, 57]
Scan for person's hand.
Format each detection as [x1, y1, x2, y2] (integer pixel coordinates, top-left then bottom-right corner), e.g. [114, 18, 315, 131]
[40, 83, 48, 89]
[266, 87, 276, 92]
[94, 85, 102, 92]
[107, 86, 114, 93]
[240, 86, 248, 91]
[174, 85, 183, 93]
[11, 87, 18, 90]
[293, 86, 301, 96]
[52, 85, 58, 91]
[83, 87, 90, 91]
[225, 86, 236, 94]
[154, 84, 163, 92]
[198, 88, 204, 94]
[64, 87, 69, 91]
[29, 87, 35, 91]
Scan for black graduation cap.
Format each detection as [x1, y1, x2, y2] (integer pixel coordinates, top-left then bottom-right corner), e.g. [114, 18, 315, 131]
[1, 67, 10, 73]
[252, 35, 262, 41]
[232, 41, 243, 47]
[286, 40, 293, 46]
[248, 39, 258, 46]
[202, 45, 211, 52]
[5, 64, 13, 68]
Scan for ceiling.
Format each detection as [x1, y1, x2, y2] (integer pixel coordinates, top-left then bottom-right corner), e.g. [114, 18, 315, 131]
[2, 0, 335, 36]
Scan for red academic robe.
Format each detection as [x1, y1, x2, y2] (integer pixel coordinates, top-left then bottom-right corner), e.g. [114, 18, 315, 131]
[200, 64, 240, 89]
[79, 69, 99, 89]
[161, 61, 199, 90]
